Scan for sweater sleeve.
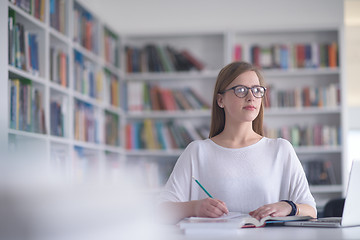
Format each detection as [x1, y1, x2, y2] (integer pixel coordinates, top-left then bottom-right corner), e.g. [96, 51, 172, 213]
[157, 141, 198, 203]
[282, 139, 317, 210]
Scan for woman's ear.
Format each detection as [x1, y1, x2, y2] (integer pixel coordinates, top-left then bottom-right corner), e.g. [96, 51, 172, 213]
[217, 93, 224, 108]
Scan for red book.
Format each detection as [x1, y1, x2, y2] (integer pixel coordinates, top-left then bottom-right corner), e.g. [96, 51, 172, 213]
[328, 42, 338, 68]
[233, 44, 242, 61]
[296, 44, 305, 68]
[125, 123, 133, 149]
[181, 50, 205, 71]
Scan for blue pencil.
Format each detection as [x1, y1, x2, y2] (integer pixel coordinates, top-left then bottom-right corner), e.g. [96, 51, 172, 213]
[192, 176, 214, 198]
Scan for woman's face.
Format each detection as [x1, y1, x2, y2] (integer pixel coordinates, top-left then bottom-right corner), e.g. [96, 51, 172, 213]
[217, 70, 263, 124]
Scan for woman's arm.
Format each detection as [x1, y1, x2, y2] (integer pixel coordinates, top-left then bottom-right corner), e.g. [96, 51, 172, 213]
[159, 198, 229, 224]
[297, 203, 317, 218]
[249, 201, 317, 220]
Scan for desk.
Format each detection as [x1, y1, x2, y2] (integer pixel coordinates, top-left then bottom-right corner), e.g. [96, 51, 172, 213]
[162, 225, 360, 240]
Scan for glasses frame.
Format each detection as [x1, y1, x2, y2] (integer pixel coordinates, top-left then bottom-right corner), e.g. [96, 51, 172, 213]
[220, 85, 266, 98]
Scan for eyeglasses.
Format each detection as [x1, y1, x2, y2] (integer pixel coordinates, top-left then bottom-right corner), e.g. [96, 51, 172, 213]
[220, 85, 266, 98]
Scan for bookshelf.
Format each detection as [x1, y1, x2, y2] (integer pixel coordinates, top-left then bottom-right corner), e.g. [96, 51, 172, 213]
[229, 28, 345, 211]
[4, 0, 125, 183]
[2, 1, 345, 211]
[122, 28, 345, 210]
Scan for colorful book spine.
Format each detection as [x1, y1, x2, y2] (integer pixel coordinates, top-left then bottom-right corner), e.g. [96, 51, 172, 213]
[235, 42, 339, 70]
[73, 2, 99, 54]
[264, 84, 340, 108]
[104, 111, 119, 146]
[126, 82, 210, 112]
[264, 124, 340, 147]
[125, 44, 206, 73]
[8, 78, 48, 134]
[125, 120, 209, 150]
[74, 100, 99, 143]
[103, 27, 119, 67]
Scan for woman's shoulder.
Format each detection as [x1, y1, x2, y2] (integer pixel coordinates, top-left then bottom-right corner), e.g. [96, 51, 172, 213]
[186, 139, 213, 149]
[262, 137, 294, 149]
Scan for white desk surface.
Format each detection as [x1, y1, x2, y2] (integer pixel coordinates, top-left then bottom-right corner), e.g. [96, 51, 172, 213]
[162, 225, 360, 240]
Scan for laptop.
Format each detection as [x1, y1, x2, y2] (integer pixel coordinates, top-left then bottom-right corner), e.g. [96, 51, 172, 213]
[285, 159, 360, 228]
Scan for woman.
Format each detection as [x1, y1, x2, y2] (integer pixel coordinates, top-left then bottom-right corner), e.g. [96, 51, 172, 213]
[159, 61, 317, 223]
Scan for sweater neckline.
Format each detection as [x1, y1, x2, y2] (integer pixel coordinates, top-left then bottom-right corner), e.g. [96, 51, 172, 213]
[206, 137, 266, 151]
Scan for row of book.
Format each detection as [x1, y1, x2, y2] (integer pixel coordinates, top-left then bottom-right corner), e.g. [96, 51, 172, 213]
[50, 47, 68, 87]
[103, 27, 119, 67]
[264, 84, 340, 108]
[73, 2, 99, 53]
[125, 119, 209, 150]
[8, 9, 40, 76]
[9, 0, 45, 22]
[125, 44, 205, 73]
[126, 82, 210, 112]
[50, 0, 67, 34]
[104, 111, 120, 146]
[74, 50, 103, 99]
[264, 124, 341, 147]
[302, 159, 337, 185]
[9, 78, 46, 134]
[50, 97, 66, 137]
[233, 42, 338, 70]
[74, 100, 99, 143]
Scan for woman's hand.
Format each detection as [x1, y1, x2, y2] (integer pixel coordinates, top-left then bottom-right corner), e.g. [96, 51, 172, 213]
[193, 198, 229, 218]
[249, 201, 292, 220]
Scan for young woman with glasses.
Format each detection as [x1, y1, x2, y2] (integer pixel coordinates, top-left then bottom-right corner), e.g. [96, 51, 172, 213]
[159, 61, 317, 223]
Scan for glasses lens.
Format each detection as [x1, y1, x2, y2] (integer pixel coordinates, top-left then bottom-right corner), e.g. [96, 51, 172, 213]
[252, 86, 265, 98]
[234, 86, 248, 98]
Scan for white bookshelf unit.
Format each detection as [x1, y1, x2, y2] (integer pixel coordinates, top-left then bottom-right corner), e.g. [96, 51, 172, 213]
[121, 28, 345, 210]
[4, 0, 125, 183]
[2, 1, 346, 211]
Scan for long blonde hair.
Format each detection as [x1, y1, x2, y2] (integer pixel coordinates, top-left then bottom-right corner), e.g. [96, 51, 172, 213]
[209, 61, 266, 138]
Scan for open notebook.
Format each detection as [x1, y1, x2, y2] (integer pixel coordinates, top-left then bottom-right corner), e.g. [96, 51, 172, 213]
[285, 159, 360, 228]
[179, 212, 311, 234]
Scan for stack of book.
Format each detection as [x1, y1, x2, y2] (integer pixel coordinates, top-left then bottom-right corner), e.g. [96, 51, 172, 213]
[8, 9, 39, 76]
[125, 44, 205, 73]
[126, 83, 210, 112]
[125, 120, 209, 150]
[264, 124, 341, 147]
[9, 78, 46, 134]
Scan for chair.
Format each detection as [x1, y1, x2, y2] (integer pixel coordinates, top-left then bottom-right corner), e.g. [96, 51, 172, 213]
[322, 198, 345, 217]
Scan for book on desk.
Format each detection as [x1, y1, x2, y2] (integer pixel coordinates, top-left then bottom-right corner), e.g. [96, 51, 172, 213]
[178, 212, 312, 234]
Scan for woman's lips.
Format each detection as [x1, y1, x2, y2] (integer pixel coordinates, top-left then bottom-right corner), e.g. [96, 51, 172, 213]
[243, 105, 256, 110]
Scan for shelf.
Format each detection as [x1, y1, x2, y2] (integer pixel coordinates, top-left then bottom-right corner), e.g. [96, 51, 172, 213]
[126, 109, 211, 119]
[124, 70, 219, 81]
[8, 65, 46, 85]
[49, 135, 70, 145]
[73, 42, 102, 63]
[49, 81, 69, 94]
[310, 185, 343, 193]
[295, 146, 342, 154]
[8, 2, 46, 29]
[49, 28, 70, 45]
[265, 107, 341, 116]
[8, 128, 47, 140]
[73, 91, 103, 108]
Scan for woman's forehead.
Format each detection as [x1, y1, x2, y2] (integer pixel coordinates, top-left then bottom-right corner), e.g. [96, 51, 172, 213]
[231, 71, 260, 86]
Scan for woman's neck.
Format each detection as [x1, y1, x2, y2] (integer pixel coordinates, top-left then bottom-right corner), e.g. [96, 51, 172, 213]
[211, 122, 262, 148]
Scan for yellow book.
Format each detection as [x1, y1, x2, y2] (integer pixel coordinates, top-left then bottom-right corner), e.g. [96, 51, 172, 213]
[143, 119, 159, 149]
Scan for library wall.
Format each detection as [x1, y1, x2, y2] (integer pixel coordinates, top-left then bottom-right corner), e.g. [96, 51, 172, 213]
[77, 0, 343, 34]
